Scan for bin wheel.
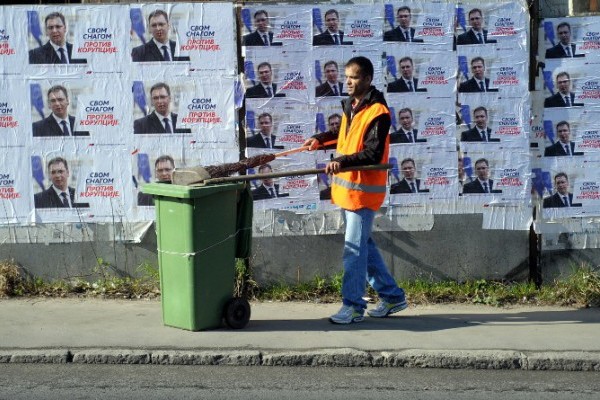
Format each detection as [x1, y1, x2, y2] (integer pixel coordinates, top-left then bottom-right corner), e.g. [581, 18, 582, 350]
[223, 297, 251, 329]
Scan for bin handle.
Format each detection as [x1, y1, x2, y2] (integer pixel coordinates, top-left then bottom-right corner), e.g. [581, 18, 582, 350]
[194, 164, 392, 186]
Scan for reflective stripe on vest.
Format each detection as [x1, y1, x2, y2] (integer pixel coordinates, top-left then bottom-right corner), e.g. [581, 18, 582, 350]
[331, 102, 390, 211]
[331, 175, 387, 193]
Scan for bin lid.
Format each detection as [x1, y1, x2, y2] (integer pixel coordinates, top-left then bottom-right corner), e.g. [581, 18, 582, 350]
[141, 182, 246, 199]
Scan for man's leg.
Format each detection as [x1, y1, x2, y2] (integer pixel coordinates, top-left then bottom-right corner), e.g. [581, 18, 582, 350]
[366, 238, 405, 302]
[340, 208, 375, 310]
[329, 208, 374, 324]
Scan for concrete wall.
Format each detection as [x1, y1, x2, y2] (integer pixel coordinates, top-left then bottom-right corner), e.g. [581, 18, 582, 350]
[251, 214, 531, 285]
[3, 215, 537, 284]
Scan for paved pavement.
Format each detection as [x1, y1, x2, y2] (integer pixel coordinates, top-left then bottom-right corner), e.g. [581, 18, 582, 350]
[1, 298, 599, 370]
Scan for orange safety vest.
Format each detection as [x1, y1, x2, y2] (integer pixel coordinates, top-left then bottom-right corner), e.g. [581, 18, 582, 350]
[331, 102, 390, 211]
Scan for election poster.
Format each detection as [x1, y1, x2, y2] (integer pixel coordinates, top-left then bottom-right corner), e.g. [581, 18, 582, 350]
[384, 44, 457, 96]
[29, 79, 99, 146]
[457, 92, 530, 147]
[24, 6, 90, 78]
[311, 48, 383, 102]
[132, 136, 238, 221]
[540, 107, 588, 157]
[459, 143, 530, 208]
[245, 98, 312, 149]
[30, 142, 88, 223]
[0, 79, 31, 148]
[0, 6, 27, 77]
[457, 46, 528, 97]
[69, 4, 130, 74]
[72, 147, 134, 223]
[246, 148, 319, 213]
[240, 5, 312, 50]
[388, 145, 458, 213]
[311, 5, 368, 47]
[171, 2, 236, 74]
[455, 2, 528, 50]
[539, 156, 593, 220]
[244, 47, 310, 104]
[541, 58, 595, 107]
[382, 1, 455, 48]
[73, 77, 133, 146]
[387, 94, 455, 148]
[339, 4, 382, 49]
[314, 97, 343, 137]
[175, 77, 237, 148]
[129, 4, 193, 79]
[541, 17, 600, 61]
[0, 149, 33, 225]
[133, 76, 236, 148]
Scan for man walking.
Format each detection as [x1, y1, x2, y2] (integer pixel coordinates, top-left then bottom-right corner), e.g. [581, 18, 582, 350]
[304, 56, 407, 324]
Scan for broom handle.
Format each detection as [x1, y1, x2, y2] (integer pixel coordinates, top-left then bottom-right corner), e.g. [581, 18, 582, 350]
[272, 139, 337, 158]
[198, 163, 392, 186]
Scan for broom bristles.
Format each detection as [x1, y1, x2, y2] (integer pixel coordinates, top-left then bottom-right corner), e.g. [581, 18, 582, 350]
[204, 153, 277, 178]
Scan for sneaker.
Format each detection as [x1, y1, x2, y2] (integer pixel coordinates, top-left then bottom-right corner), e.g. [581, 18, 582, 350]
[329, 305, 364, 324]
[367, 300, 408, 318]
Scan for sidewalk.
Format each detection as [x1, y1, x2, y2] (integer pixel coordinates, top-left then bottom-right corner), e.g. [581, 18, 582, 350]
[2, 298, 599, 370]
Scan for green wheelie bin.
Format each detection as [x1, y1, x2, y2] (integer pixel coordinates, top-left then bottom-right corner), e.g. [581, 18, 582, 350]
[142, 182, 253, 331]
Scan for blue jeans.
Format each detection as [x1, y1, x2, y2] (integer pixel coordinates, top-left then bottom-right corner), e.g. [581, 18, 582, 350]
[342, 208, 405, 310]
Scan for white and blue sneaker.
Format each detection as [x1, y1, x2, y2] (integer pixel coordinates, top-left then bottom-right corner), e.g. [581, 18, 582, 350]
[329, 304, 364, 324]
[367, 300, 408, 318]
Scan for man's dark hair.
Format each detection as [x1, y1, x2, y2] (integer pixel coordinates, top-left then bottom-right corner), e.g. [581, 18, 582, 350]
[328, 113, 341, 123]
[345, 56, 374, 80]
[475, 158, 489, 167]
[556, 71, 570, 81]
[45, 12, 66, 27]
[150, 82, 171, 97]
[473, 106, 488, 116]
[258, 112, 272, 122]
[398, 108, 413, 117]
[399, 56, 414, 66]
[148, 10, 169, 24]
[557, 21, 571, 32]
[468, 8, 483, 18]
[554, 172, 568, 182]
[324, 9, 339, 20]
[257, 61, 272, 71]
[397, 6, 411, 15]
[400, 157, 415, 167]
[254, 10, 268, 19]
[556, 120, 570, 130]
[471, 56, 485, 67]
[47, 85, 68, 100]
[323, 60, 338, 71]
[258, 163, 272, 173]
[48, 156, 69, 171]
[154, 155, 175, 168]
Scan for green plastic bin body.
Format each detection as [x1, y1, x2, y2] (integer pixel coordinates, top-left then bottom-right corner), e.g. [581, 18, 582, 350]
[142, 182, 246, 331]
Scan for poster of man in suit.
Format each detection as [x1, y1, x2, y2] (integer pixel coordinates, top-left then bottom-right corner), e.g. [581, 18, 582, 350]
[31, 83, 90, 138]
[28, 10, 87, 65]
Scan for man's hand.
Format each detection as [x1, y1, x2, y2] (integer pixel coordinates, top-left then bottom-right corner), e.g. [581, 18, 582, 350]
[325, 161, 341, 174]
[302, 138, 320, 151]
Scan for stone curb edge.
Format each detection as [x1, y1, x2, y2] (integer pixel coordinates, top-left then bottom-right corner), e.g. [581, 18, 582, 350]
[1, 348, 599, 371]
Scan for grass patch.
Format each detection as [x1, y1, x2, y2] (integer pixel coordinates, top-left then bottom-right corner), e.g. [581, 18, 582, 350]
[1, 259, 599, 307]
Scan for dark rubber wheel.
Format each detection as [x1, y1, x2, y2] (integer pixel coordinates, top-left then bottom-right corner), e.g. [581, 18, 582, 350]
[223, 297, 251, 329]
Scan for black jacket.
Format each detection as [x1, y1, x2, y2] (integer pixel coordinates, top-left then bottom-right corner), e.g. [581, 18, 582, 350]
[312, 87, 390, 169]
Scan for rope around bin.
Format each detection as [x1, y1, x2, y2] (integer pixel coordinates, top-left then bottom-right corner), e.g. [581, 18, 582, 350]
[156, 227, 251, 258]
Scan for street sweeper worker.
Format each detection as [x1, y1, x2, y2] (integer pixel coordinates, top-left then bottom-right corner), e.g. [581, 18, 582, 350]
[302, 56, 407, 324]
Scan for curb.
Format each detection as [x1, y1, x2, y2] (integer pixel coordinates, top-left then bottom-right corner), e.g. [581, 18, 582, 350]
[1, 348, 600, 371]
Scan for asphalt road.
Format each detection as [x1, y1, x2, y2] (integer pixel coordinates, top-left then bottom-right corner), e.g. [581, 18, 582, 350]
[1, 364, 599, 400]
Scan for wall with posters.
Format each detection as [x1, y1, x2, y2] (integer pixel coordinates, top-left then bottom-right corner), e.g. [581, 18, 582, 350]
[0, 1, 583, 283]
